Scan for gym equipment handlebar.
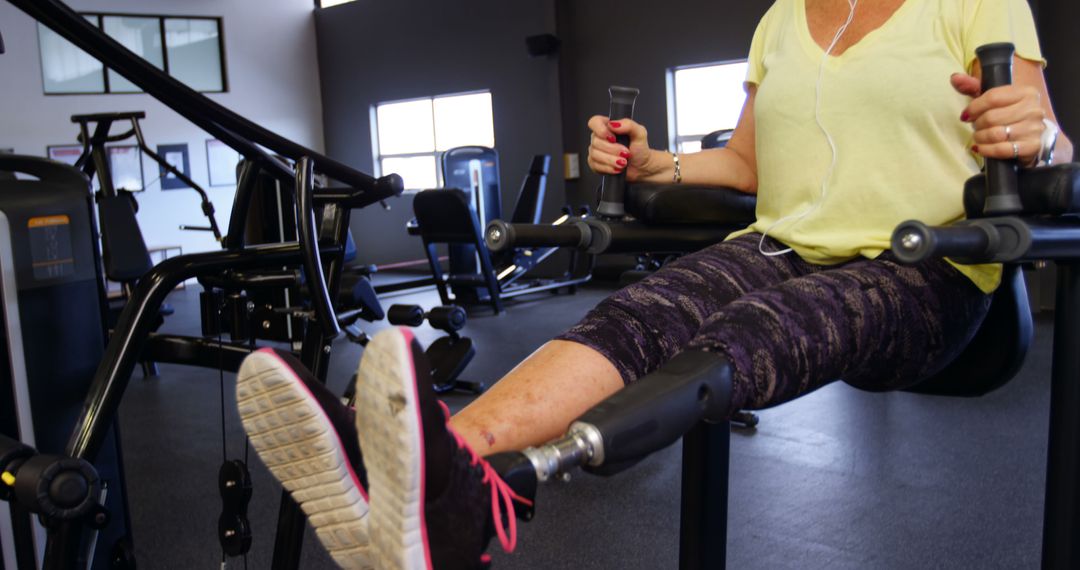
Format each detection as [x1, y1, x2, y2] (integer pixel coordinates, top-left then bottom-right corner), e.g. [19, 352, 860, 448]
[485, 219, 590, 253]
[976, 43, 1021, 215]
[892, 43, 1026, 263]
[596, 86, 640, 218]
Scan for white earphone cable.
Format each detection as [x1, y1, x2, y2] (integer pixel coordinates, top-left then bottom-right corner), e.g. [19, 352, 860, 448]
[759, 0, 859, 256]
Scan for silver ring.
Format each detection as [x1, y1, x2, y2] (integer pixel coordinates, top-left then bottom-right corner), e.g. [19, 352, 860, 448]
[1012, 142, 1020, 159]
[1004, 124, 1012, 141]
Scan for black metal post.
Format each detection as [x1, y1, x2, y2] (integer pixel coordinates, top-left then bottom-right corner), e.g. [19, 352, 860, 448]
[679, 421, 729, 570]
[1042, 261, 1080, 568]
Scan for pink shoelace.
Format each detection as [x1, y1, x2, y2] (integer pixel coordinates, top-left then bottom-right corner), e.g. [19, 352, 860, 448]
[438, 401, 533, 554]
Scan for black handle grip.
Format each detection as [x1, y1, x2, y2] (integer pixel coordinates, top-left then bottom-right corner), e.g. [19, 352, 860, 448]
[387, 304, 425, 327]
[891, 220, 994, 264]
[484, 220, 590, 253]
[976, 43, 1021, 215]
[297, 156, 340, 338]
[596, 86, 640, 218]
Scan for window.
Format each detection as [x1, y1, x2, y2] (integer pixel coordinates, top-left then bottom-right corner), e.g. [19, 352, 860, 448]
[667, 61, 749, 153]
[373, 92, 495, 191]
[38, 13, 226, 95]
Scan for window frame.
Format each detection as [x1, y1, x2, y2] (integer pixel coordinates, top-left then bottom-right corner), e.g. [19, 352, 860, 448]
[666, 59, 749, 154]
[372, 89, 495, 193]
[316, 0, 359, 8]
[38, 11, 228, 96]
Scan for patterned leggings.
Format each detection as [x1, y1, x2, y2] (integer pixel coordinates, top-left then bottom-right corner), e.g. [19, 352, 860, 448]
[556, 233, 993, 416]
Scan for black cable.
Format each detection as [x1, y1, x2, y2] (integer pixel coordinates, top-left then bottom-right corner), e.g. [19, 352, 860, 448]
[217, 300, 227, 566]
[218, 303, 227, 463]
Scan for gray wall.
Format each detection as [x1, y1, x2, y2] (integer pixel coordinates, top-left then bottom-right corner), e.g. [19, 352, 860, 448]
[0, 0, 325, 255]
[314, 0, 561, 265]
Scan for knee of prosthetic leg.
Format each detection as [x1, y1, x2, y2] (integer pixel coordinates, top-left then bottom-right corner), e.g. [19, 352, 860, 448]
[577, 350, 732, 476]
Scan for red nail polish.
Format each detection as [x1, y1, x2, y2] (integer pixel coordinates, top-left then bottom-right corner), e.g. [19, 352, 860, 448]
[960, 111, 970, 122]
[616, 158, 627, 167]
[610, 121, 622, 128]
[971, 145, 979, 153]
[619, 151, 631, 159]
[607, 136, 616, 143]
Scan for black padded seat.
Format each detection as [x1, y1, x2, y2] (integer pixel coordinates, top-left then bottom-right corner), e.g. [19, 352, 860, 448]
[413, 188, 503, 312]
[626, 184, 757, 226]
[98, 193, 152, 283]
[904, 263, 1032, 396]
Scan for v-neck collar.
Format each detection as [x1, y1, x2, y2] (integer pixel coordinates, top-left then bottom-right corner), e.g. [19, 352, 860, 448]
[796, 0, 914, 64]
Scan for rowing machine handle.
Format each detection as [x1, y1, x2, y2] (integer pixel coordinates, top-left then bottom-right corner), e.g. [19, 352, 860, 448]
[596, 86, 640, 219]
[976, 43, 1021, 215]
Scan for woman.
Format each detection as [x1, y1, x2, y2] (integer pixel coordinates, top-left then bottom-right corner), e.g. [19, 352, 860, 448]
[235, 0, 1072, 568]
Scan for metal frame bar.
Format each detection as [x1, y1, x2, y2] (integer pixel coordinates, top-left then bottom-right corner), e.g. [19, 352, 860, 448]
[1042, 261, 1080, 568]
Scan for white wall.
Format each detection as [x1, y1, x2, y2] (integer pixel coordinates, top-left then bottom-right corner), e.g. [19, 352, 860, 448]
[0, 0, 325, 255]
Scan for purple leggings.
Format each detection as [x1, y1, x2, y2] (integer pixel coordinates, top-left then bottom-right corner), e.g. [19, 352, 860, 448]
[556, 233, 993, 415]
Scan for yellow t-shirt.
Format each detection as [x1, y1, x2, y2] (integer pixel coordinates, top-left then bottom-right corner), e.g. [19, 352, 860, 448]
[732, 0, 1044, 293]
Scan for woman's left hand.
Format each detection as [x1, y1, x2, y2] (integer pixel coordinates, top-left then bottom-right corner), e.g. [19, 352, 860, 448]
[951, 72, 1046, 167]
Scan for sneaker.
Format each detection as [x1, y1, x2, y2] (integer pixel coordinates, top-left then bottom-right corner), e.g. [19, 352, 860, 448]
[356, 328, 534, 570]
[236, 348, 372, 569]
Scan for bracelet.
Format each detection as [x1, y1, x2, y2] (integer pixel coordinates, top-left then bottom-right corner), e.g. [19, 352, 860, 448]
[672, 151, 682, 184]
[1038, 118, 1059, 167]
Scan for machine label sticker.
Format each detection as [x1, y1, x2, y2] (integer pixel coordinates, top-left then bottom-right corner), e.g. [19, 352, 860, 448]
[27, 215, 75, 280]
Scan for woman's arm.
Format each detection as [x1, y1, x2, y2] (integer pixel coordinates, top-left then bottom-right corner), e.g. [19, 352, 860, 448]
[954, 56, 1074, 166]
[586, 85, 760, 194]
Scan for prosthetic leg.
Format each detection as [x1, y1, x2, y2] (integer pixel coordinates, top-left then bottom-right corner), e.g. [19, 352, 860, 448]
[489, 351, 734, 569]
[521, 350, 732, 481]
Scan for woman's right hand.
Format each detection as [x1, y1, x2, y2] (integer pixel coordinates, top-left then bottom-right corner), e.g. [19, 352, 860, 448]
[586, 115, 657, 182]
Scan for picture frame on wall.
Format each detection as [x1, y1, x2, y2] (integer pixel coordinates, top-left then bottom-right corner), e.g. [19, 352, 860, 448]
[206, 139, 239, 187]
[107, 145, 145, 192]
[47, 144, 84, 166]
[157, 143, 191, 190]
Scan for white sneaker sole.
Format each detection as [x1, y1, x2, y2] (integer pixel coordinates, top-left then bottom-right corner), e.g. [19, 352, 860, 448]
[355, 329, 432, 570]
[236, 349, 373, 569]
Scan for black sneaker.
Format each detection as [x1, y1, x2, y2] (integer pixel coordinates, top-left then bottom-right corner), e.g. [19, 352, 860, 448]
[356, 328, 534, 569]
[236, 348, 372, 569]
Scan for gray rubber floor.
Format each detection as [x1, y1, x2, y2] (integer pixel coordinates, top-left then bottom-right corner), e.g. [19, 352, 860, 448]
[115, 280, 1052, 569]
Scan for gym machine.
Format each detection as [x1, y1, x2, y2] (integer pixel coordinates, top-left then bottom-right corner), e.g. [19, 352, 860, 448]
[489, 44, 1080, 568]
[70, 111, 222, 242]
[406, 148, 593, 313]
[68, 111, 225, 377]
[0, 0, 403, 567]
[386, 304, 481, 394]
[0, 156, 132, 569]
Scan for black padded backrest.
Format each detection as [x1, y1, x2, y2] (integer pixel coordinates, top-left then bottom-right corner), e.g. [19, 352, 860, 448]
[626, 184, 757, 226]
[509, 155, 550, 225]
[0, 171, 14, 181]
[441, 146, 502, 223]
[98, 193, 152, 282]
[903, 264, 1033, 396]
[413, 188, 484, 244]
[964, 163, 1080, 217]
[0, 155, 89, 188]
